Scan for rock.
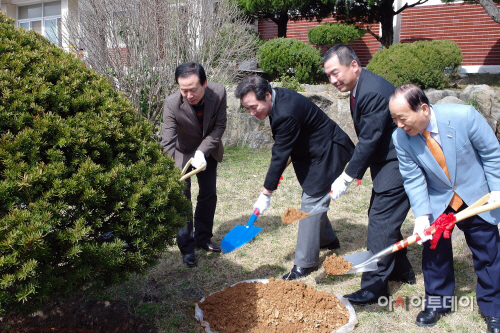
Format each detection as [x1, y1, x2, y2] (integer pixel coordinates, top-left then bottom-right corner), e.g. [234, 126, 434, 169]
[435, 96, 466, 105]
[491, 93, 500, 122]
[225, 85, 242, 113]
[299, 92, 334, 111]
[460, 84, 495, 102]
[238, 131, 272, 149]
[302, 84, 328, 93]
[325, 96, 358, 144]
[222, 113, 261, 147]
[425, 89, 460, 104]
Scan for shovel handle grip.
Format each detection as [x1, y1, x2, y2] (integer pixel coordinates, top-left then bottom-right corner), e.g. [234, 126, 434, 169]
[246, 208, 260, 227]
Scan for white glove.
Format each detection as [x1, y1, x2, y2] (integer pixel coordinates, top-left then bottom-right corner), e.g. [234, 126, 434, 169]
[330, 172, 354, 201]
[253, 192, 271, 214]
[192, 150, 206, 170]
[413, 215, 433, 245]
[488, 191, 500, 204]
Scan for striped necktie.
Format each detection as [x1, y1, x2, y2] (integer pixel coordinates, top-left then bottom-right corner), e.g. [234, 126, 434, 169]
[422, 130, 463, 210]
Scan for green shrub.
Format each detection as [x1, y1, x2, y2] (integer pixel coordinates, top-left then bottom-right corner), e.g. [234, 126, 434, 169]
[257, 38, 323, 84]
[366, 40, 463, 89]
[308, 23, 365, 46]
[0, 12, 190, 315]
[275, 74, 304, 92]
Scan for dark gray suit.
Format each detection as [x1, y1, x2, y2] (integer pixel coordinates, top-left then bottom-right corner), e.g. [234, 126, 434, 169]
[347, 69, 413, 293]
[266, 88, 354, 267]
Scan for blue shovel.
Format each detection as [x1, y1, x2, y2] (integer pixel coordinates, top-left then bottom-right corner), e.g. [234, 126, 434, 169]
[221, 208, 262, 253]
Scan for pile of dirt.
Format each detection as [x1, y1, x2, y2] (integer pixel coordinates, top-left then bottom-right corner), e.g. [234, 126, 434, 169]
[0, 296, 156, 333]
[198, 278, 349, 332]
[281, 208, 309, 224]
[323, 254, 352, 275]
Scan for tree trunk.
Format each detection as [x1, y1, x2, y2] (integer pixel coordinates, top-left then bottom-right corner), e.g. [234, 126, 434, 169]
[477, 0, 500, 23]
[271, 11, 289, 38]
[379, 0, 395, 48]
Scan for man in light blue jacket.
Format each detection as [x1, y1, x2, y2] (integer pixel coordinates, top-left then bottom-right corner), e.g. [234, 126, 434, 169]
[389, 84, 500, 332]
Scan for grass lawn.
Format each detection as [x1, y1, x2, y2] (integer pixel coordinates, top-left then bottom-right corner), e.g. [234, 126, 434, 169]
[103, 146, 486, 333]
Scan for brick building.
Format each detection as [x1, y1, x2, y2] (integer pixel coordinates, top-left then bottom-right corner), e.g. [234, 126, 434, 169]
[258, 0, 500, 74]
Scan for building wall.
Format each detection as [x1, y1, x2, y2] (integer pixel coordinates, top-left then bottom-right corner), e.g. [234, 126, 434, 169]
[257, 17, 380, 67]
[400, 3, 500, 67]
[1, 0, 73, 48]
[258, 3, 500, 70]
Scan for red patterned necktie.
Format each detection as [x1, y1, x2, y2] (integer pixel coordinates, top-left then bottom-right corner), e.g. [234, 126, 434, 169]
[350, 93, 355, 115]
[422, 130, 463, 210]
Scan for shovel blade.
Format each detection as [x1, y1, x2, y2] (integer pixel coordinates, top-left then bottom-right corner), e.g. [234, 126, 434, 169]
[341, 250, 378, 274]
[221, 225, 263, 253]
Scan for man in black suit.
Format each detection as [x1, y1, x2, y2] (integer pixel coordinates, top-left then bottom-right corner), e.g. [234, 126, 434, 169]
[322, 45, 415, 305]
[234, 75, 354, 280]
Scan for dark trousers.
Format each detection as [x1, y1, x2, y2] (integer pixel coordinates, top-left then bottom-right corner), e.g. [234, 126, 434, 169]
[361, 186, 413, 294]
[177, 155, 218, 255]
[422, 205, 500, 317]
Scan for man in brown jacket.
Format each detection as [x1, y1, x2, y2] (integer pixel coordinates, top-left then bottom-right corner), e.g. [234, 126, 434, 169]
[160, 62, 227, 267]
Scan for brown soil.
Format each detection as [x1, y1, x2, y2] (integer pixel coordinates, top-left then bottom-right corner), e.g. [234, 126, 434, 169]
[0, 296, 156, 333]
[281, 208, 309, 224]
[323, 254, 352, 276]
[198, 278, 349, 333]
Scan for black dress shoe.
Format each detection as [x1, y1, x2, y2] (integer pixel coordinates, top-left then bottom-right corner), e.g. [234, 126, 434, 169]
[486, 316, 500, 333]
[282, 265, 318, 280]
[388, 269, 416, 285]
[320, 238, 340, 250]
[182, 253, 198, 268]
[343, 288, 388, 306]
[415, 308, 450, 327]
[196, 242, 222, 253]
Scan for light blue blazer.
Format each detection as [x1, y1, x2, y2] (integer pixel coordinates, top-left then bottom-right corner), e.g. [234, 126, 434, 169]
[392, 104, 500, 224]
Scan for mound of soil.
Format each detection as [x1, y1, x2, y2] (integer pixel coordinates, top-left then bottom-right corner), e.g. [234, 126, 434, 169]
[0, 296, 156, 333]
[281, 208, 309, 224]
[198, 278, 349, 332]
[323, 254, 352, 276]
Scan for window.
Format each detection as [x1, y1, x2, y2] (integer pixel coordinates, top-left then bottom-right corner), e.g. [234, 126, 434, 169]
[18, 1, 62, 46]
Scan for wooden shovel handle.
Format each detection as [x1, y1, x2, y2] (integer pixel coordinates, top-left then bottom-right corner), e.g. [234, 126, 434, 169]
[180, 158, 192, 177]
[392, 193, 497, 252]
[179, 163, 206, 181]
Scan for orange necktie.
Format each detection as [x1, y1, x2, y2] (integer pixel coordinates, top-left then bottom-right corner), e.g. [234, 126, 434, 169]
[422, 130, 463, 210]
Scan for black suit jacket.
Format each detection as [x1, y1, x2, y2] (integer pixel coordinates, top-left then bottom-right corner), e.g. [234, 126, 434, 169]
[264, 88, 354, 196]
[345, 69, 403, 193]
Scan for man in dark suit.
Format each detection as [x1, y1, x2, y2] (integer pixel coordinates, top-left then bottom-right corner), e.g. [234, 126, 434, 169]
[390, 84, 500, 331]
[160, 62, 227, 267]
[234, 75, 354, 280]
[322, 45, 415, 305]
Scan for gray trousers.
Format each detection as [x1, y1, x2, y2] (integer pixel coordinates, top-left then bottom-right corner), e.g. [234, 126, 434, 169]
[294, 190, 338, 268]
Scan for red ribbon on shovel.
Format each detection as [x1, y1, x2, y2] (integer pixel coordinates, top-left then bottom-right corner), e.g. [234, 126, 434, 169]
[429, 213, 456, 249]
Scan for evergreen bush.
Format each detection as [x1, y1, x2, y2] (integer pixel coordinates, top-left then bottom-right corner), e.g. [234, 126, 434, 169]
[0, 12, 191, 315]
[366, 40, 463, 89]
[257, 38, 323, 84]
[274, 74, 304, 92]
[308, 23, 365, 47]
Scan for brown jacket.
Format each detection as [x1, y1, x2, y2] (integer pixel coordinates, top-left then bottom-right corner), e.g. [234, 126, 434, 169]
[160, 81, 227, 168]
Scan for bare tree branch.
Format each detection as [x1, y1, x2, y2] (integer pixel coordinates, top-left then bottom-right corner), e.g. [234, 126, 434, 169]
[63, 0, 260, 127]
[394, 0, 429, 15]
[477, 0, 500, 23]
[365, 27, 381, 42]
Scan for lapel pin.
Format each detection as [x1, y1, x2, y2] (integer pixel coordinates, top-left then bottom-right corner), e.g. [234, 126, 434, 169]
[447, 135, 452, 138]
